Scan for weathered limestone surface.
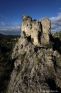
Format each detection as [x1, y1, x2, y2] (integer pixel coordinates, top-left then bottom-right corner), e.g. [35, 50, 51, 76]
[22, 14, 41, 45]
[41, 17, 51, 44]
[7, 14, 61, 93]
[21, 14, 51, 46]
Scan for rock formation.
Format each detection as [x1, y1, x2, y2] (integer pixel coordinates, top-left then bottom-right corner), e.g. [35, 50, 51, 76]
[21, 14, 51, 46]
[7, 14, 61, 93]
[41, 17, 51, 44]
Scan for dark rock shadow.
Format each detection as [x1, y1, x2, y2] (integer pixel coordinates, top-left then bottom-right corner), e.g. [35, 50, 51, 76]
[50, 34, 61, 54]
[46, 78, 61, 92]
[46, 78, 57, 91]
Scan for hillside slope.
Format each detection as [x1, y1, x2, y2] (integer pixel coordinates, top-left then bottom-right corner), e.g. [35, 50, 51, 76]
[7, 15, 61, 93]
[0, 34, 20, 93]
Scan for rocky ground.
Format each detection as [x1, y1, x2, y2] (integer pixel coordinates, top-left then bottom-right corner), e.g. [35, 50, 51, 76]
[6, 32, 61, 93]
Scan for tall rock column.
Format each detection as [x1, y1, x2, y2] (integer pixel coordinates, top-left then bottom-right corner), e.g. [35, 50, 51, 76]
[41, 17, 51, 45]
[21, 14, 32, 36]
[31, 20, 41, 45]
[21, 14, 41, 46]
[21, 14, 51, 46]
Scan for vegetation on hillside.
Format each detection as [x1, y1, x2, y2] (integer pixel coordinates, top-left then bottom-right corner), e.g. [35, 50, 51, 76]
[0, 31, 61, 93]
[52, 31, 61, 39]
[0, 34, 20, 93]
[51, 31, 61, 54]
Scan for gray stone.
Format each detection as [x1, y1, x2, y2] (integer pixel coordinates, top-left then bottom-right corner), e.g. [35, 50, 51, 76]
[21, 14, 51, 46]
[7, 14, 61, 93]
[41, 17, 51, 44]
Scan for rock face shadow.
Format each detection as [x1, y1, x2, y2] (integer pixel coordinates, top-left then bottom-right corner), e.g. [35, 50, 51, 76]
[46, 78, 57, 90]
[50, 34, 61, 54]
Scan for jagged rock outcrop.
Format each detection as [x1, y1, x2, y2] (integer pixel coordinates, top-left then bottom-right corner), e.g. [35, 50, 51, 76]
[22, 14, 51, 46]
[7, 14, 61, 93]
[41, 17, 51, 45]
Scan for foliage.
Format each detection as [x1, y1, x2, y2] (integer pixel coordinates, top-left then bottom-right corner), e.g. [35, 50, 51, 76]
[44, 42, 53, 49]
[0, 34, 20, 93]
[47, 66, 56, 80]
[53, 31, 61, 39]
[52, 31, 61, 53]
[59, 31, 61, 39]
[19, 51, 26, 58]
[18, 51, 26, 62]
[36, 58, 41, 64]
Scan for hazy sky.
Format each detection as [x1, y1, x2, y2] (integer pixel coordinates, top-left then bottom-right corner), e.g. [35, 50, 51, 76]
[0, 0, 61, 35]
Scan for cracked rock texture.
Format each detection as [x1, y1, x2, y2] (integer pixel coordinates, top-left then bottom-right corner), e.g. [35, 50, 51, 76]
[22, 14, 51, 46]
[7, 14, 61, 93]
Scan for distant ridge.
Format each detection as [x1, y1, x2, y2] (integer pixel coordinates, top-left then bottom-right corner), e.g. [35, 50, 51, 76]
[0, 33, 4, 35]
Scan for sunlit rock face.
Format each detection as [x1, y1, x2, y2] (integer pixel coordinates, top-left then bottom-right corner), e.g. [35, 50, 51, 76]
[7, 15, 61, 93]
[21, 14, 51, 46]
[41, 17, 51, 45]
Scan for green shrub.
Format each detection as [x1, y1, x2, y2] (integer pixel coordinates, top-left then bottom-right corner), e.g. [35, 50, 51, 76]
[36, 58, 41, 64]
[20, 51, 26, 57]
[18, 51, 26, 60]
[59, 31, 61, 39]
[0, 34, 19, 93]
[47, 66, 56, 80]
[44, 42, 53, 49]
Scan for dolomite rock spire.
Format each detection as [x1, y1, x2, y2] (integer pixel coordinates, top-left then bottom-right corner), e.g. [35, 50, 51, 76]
[21, 14, 51, 46]
[41, 17, 51, 45]
[7, 14, 61, 93]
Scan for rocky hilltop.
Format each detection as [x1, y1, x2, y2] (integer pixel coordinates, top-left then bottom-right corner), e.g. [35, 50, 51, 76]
[22, 14, 51, 46]
[7, 14, 61, 93]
